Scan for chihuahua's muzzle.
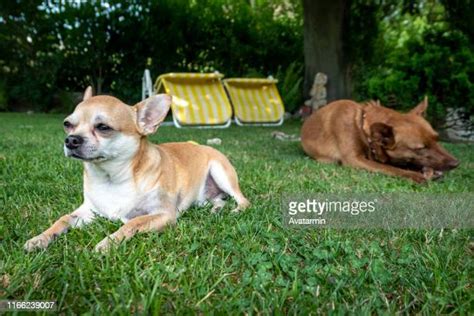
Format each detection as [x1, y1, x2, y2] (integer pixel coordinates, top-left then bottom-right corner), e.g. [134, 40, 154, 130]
[64, 135, 102, 161]
[64, 134, 85, 159]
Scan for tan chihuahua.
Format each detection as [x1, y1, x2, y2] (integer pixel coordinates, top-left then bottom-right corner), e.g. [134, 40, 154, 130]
[24, 87, 249, 252]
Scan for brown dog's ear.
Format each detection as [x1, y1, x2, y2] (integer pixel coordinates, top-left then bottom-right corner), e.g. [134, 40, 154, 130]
[134, 94, 172, 135]
[370, 122, 395, 148]
[410, 96, 428, 116]
[83, 86, 93, 101]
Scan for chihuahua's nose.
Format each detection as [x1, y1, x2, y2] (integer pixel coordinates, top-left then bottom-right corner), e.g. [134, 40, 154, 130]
[65, 135, 84, 149]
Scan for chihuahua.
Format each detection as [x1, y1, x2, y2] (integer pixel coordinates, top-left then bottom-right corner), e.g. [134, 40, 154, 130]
[24, 87, 249, 252]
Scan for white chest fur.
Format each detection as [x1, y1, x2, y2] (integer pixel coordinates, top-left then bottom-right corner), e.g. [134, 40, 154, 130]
[85, 180, 136, 221]
[84, 162, 160, 223]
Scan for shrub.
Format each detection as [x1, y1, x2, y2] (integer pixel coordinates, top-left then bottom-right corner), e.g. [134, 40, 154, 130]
[353, 2, 474, 124]
[0, 0, 303, 112]
[276, 61, 304, 113]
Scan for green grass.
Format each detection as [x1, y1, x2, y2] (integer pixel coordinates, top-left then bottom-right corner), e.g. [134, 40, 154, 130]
[0, 112, 473, 314]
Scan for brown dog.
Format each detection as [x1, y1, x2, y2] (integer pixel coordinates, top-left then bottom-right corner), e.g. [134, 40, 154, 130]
[301, 98, 459, 183]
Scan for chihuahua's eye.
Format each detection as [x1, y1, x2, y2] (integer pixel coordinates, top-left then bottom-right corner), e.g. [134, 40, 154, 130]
[96, 123, 112, 131]
[63, 121, 72, 129]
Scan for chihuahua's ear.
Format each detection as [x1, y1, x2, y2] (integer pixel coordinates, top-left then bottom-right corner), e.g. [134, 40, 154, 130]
[135, 94, 172, 135]
[370, 122, 395, 148]
[83, 86, 93, 101]
[410, 96, 428, 116]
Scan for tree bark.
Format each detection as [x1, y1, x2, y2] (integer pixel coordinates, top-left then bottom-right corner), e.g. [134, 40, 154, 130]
[303, 0, 351, 102]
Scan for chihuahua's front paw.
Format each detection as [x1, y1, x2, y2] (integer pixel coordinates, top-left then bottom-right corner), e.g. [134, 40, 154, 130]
[94, 236, 118, 253]
[24, 234, 50, 252]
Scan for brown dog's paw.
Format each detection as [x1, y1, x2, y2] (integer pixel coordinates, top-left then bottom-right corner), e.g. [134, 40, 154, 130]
[409, 172, 428, 184]
[24, 234, 50, 252]
[422, 167, 444, 181]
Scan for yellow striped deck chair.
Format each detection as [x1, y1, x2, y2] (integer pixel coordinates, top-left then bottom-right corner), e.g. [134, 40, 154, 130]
[154, 73, 233, 128]
[223, 78, 285, 126]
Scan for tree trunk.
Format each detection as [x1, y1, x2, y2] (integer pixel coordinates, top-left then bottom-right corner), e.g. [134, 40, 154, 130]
[303, 0, 351, 102]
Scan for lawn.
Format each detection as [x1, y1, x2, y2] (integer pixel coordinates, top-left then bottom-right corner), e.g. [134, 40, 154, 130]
[0, 112, 473, 314]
